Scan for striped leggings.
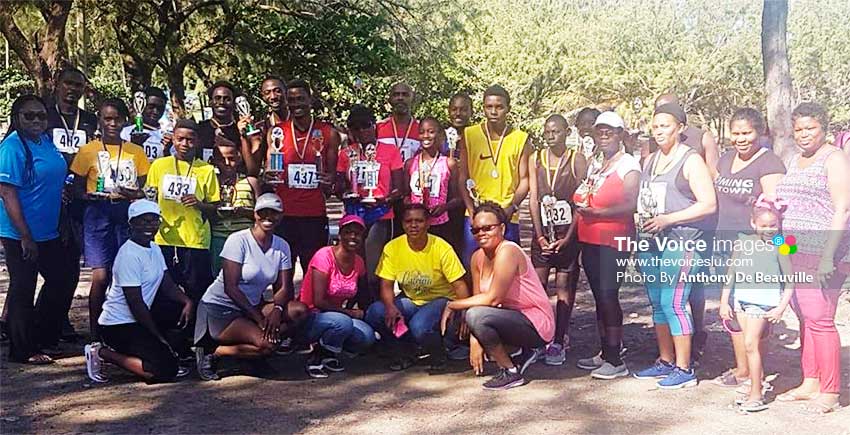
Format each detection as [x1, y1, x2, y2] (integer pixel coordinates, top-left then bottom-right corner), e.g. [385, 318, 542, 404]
[637, 249, 700, 336]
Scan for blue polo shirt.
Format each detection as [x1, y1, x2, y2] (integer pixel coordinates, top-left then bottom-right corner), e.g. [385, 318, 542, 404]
[0, 131, 67, 241]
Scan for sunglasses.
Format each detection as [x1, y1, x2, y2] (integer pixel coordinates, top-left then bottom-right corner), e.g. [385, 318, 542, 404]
[470, 223, 500, 235]
[21, 112, 48, 121]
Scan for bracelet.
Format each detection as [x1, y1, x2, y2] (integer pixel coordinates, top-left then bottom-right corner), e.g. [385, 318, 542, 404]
[273, 304, 284, 313]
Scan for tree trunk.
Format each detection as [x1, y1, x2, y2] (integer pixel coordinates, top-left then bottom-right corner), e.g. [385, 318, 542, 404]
[762, 0, 796, 161]
[166, 66, 187, 119]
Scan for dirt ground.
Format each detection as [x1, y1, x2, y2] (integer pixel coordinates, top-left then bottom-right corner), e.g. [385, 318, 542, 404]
[2, 206, 850, 434]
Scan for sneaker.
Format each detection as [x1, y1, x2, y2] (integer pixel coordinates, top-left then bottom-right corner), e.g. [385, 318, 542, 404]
[543, 343, 566, 366]
[447, 345, 470, 361]
[657, 366, 698, 389]
[275, 337, 294, 355]
[513, 347, 543, 375]
[176, 365, 191, 377]
[633, 360, 674, 379]
[195, 347, 220, 381]
[84, 342, 109, 383]
[577, 352, 604, 370]
[482, 368, 526, 390]
[590, 362, 629, 380]
[321, 357, 345, 373]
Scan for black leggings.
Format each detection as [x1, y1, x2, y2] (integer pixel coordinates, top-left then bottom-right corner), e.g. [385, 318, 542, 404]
[465, 306, 545, 350]
[581, 243, 628, 364]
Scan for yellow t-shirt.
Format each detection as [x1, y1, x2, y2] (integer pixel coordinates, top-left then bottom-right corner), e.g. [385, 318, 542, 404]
[376, 234, 466, 306]
[144, 156, 220, 249]
[70, 140, 150, 193]
[464, 122, 528, 223]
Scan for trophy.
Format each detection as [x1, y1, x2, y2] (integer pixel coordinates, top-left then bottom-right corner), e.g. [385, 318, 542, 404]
[581, 135, 596, 158]
[133, 91, 146, 133]
[636, 185, 659, 240]
[360, 144, 379, 203]
[219, 184, 235, 211]
[446, 127, 459, 159]
[574, 178, 592, 208]
[418, 161, 432, 209]
[343, 148, 360, 199]
[466, 179, 481, 207]
[235, 96, 260, 136]
[266, 127, 286, 184]
[91, 151, 112, 197]
[144, 186, 158, 201]
[541, 194, 557, 242]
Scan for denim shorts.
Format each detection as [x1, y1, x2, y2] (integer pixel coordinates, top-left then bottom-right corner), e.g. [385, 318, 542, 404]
[83, 200, 130, 268]
[734, 300, 776, 318]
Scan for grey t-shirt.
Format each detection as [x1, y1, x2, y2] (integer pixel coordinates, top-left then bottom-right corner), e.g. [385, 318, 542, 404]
[201, 229, 292, 309]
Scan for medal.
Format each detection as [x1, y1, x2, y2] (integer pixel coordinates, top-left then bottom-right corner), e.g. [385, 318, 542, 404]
[491, 168, 499, 178]
[482, 121, 508, 181]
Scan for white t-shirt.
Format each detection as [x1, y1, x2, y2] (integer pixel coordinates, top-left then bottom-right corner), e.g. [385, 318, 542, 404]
[99, 240, 168, 326]
[120, 125, 165, 162]
[201, 229, 292, 309]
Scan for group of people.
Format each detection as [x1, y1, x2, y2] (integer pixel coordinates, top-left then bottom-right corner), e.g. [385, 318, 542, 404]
[1, 67, 847, 412]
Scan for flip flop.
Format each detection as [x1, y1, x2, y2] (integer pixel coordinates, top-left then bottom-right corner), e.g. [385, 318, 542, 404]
[803, 401, 840, 415]
[776, 391, 818, 402]
[26, 354, 55, 365]
[739, 399, 769, 413]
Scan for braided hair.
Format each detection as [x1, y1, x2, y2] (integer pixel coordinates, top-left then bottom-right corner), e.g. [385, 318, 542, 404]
[7, 94, 48, 184]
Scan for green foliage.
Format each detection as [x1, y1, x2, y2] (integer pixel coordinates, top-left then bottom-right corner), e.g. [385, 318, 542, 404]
[0, 67, 35, 122]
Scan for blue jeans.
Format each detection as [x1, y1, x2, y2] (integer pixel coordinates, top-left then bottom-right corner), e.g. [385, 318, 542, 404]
[296, 311, 375, 354]
[365, 297, 448, 353]
[462, 217, 520, 269]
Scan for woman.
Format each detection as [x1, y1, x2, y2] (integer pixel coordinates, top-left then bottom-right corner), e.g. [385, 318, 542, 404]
[573, 112, 640, 379]
[297, 215, 374, 378]
[528, 114, 586, 366]
[194, 193, 309, 380]
[84, 200, 194, 383]
[774, 103, 849, 414]
[441, 202, 555, 390]
[0, 95, 74, 364]
[632, 103, 716, 389]
[365, 203, 468, 371]
[404, 117, 462, 245]
[70, 98, 149, 342]
[711, 108, 785, 388]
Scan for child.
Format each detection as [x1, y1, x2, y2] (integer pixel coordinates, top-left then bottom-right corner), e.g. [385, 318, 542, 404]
[719, 194, 794, 412]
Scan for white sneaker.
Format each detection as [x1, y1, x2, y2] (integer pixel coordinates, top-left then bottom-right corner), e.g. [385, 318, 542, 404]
[84, 342, 109, 383]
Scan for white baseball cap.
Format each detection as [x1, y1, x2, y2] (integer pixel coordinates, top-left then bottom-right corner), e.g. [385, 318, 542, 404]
[127, 199, 161, 222]
[254, 193, 283, 212]
[594, 111, 625, 129]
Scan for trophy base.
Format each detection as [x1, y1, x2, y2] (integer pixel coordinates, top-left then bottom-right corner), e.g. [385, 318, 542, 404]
[218, 206, 235, 211]
[343, 193, 361, 200]
[246, 129, 262, 136]
[90, 191, 111, 198]
[360, 197, 377, 204]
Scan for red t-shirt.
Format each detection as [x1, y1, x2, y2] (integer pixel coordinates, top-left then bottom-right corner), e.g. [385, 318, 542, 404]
[337, 142, 404, 220]
[268, 119, 334, 217]
[376, 117, 420, 162]
[299, 246, 366, 311]
[575, 154, 641, 249]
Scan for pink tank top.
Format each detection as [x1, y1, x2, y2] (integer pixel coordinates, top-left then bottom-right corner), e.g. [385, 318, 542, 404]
[476, 241, 555, 342]
[408, 154, 450, 225]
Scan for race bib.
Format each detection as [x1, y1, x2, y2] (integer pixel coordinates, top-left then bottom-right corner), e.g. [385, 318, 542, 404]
[161, 174, 197, 201]
[542, 200, 572, 226]
[287, 163, 319, 189]
[410, 172, 441, 198]
[52, 128, 86, 154]
[143, 141, 163, 161]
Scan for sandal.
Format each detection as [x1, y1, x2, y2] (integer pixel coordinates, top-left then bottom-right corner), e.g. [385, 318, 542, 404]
[389, 356, 416, 371]
[776, 390, 818, 402]
[26, 354, 55, 365]
[306, 363, 329, 378]
[803, 401, 840, 415]
[712, 369, 748, 387]
[739, 399, 769, 412]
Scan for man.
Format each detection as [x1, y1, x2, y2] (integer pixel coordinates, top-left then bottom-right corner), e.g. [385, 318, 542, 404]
[120, 86, 169, 161]
[336, 105, 404, 305]
[442, 92, 472, 261]
[458, 85, 531, 267]
[46, 66, 99, 342]
[198, 82, 242, 164]
[144, 119, 220, 308]
[377, 82, 420, 162]
[653, 93, 719, 360]
[270, 79, 340, 288]
[258, 76, 288, 131]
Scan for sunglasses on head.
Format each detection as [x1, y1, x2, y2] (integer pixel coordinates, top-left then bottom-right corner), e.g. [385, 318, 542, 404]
[470, 223, 500, 235]
[21, 112, 48, 121]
